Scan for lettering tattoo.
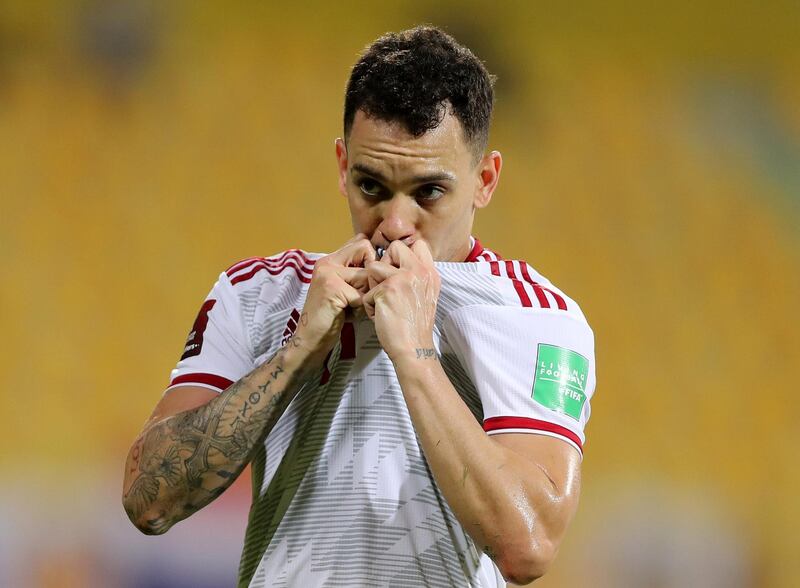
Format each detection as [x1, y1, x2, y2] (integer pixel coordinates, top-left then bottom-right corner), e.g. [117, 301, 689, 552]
[415, 347, 437, 360]
[123, 340, 315, 534]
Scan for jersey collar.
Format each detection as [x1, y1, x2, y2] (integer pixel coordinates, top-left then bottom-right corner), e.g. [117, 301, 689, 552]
[464, 236, 485, 262]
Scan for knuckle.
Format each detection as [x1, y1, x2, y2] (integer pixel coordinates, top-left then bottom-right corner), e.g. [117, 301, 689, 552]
[314, 273, 335, 290]
[384, 277, 403, 293]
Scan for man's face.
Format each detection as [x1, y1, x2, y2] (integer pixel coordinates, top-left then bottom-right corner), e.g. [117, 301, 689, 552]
[336, 109, 501, 262]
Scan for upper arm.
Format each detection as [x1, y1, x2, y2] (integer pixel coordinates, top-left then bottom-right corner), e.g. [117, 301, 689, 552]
[141, 269, 253, 430]
[443, 304, 596, 456]
[166, 270, 254, 395]
[145, 386, 220, 426]
[488, 432, 582, 582]
[491, 432, 581, 524]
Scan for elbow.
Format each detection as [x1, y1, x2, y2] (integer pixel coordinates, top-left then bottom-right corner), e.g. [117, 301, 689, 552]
[134, 518, 172, 536]
[491, 534, 557, 585]
[122, 498, 174, 536]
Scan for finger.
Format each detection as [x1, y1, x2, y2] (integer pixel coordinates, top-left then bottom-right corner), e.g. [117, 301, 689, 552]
[328, 237, 377, 268]
[333, 266, 370, 292]
[344, 232, 368, 246]
[337, 279, 365, 309]
[361, 283, 384, 319]
[384, 240, 419, 269]
[365, 260, 399, 287]
[410, 239, 435, 267]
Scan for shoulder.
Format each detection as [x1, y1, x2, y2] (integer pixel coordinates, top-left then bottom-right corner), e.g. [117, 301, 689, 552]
[437, 256, 590, 326]
[222, 249, 325, 289]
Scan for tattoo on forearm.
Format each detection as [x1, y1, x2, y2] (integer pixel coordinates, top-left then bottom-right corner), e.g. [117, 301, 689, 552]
[123, 340, 313, 534]
[415, 347, 437, 360]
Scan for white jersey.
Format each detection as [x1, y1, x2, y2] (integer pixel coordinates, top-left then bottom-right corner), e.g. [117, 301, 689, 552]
[168, 239, 596, 587]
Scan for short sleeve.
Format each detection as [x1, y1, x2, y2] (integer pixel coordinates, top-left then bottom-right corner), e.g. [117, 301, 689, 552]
[442, 305, 596, 455]
[166, 271, 254, 394]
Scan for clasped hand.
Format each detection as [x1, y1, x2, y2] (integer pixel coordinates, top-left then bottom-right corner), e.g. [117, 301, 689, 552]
[295, 234, 441, 363]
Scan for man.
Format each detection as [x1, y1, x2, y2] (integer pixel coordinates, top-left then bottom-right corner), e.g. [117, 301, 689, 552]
[123, 26, 595, 587]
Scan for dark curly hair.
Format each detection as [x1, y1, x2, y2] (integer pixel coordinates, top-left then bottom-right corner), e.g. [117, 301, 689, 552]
[344, 26, 495, 160]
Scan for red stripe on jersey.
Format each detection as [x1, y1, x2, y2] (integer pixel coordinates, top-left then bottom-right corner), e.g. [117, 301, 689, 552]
[243, 254, 314, 277]
[340, 322, 356, 360]
[483, 416, 583, 452]
[260, 259, 314, 277]
[534, 285, 551, 308]
[489, 261, 501, 276]
[226, 257, 262, 276]
[478, 249, 503, 262]
[262, 251, 314, 270]
[464, 238, 485, 262]
[505, 261, 532, 307]
[264, 248, 314, 267]
[230, 261, 312, 285]
[518, 262, 550, 308]
[227, 250, 315, 279]
[169, 372, 234, 391]
[518, 263, 567, 311]
[512, 280, 532, 307]
[546, 289, 567, 311]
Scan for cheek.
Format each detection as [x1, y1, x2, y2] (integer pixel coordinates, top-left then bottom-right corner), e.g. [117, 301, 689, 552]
[436, 191, 473, 225]
[346, 195, 376, 231]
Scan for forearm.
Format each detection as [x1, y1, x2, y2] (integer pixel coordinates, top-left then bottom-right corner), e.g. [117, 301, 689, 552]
[393, 353, 572, 580]
[123, 337, 320, 534]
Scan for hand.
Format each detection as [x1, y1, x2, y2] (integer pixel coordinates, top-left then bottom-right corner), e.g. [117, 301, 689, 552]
[363, 240, 441, 362]
[294, 234, 375, 361]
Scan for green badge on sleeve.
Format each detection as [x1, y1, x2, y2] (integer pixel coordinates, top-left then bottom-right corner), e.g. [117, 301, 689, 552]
[532, 344, 588, 420]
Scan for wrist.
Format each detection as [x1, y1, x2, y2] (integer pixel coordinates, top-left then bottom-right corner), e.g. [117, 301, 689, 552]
[282, 331, 330, 370]
[390, 344, 439, 369]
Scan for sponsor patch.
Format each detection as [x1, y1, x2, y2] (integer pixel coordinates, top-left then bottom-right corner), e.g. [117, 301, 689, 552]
[181, 299, 216, 360]
[532, 344, 588, 421]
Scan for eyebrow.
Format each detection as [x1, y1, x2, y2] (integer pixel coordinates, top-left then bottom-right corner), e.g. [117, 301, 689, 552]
[351, 163, 456, 185]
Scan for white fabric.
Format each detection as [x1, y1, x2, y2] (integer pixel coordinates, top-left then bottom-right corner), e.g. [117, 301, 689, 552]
[165, 244, 595, 587]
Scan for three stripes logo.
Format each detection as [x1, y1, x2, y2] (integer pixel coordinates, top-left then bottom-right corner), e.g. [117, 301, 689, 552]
[281, 308, 301, 346]
[487, 260, 568, 310]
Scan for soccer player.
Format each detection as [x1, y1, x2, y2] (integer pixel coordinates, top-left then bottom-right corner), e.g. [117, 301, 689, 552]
[123, 26, 596, 587]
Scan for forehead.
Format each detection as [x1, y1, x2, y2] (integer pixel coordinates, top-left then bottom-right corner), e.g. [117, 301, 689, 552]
[346, 110, 472, 174]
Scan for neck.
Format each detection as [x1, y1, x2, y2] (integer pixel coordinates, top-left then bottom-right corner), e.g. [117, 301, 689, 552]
[445, 236, 474, 262]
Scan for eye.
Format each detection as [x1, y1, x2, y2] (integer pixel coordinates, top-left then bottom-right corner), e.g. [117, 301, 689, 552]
[416, 184, 446, 201]
[358, 178, 384, 198]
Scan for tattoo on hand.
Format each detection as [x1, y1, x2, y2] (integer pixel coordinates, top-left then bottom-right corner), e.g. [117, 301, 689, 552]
[415, 347, 437, 360]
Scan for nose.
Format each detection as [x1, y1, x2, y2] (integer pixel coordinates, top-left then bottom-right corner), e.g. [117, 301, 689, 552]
[375, 195, 417, 244]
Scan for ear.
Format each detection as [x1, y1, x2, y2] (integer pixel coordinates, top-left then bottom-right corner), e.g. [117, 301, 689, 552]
[335, 138, 348, 197]
[474, 150, 502, 209]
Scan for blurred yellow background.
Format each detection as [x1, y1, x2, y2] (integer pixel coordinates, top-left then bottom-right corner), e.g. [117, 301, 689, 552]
[1, 1, 798, 587]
